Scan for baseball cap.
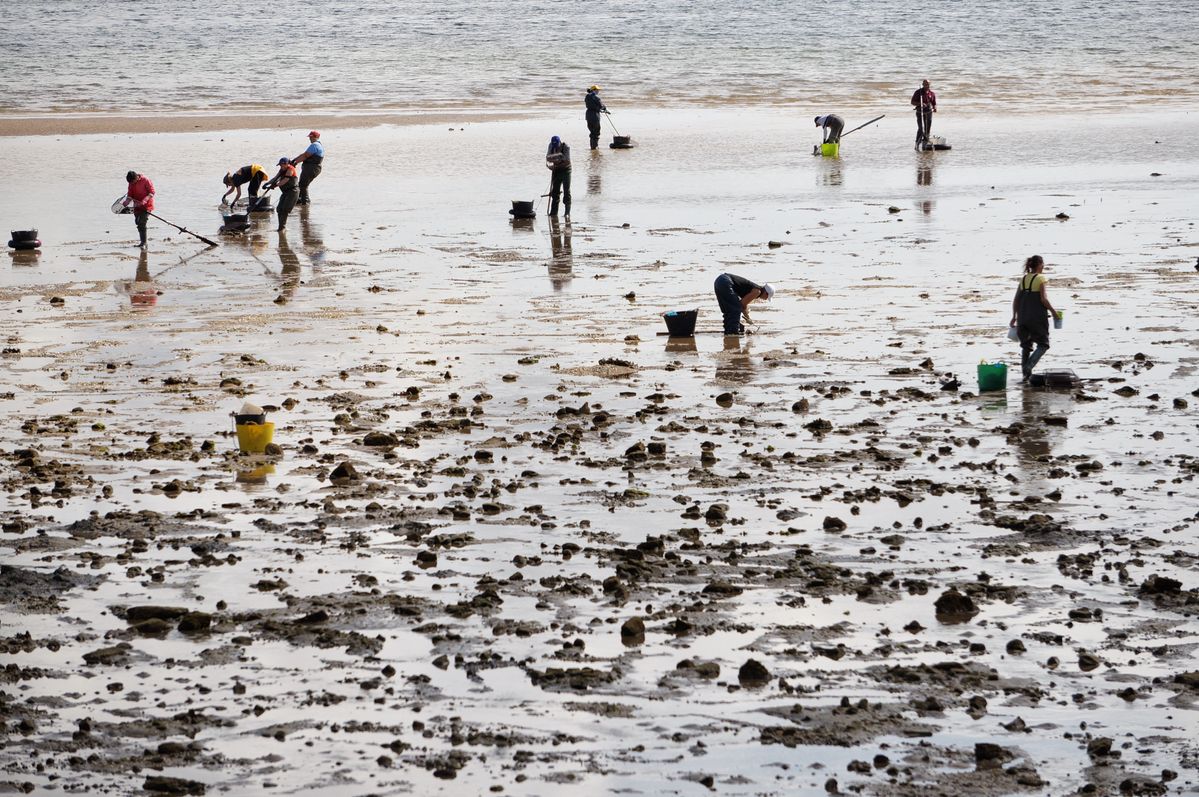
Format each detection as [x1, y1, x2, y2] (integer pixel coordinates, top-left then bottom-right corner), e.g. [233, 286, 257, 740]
[308, 130, 320, 139]
[762, 283, 776, 300]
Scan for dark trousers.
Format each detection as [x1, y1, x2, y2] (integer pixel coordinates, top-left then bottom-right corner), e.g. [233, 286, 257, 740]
[247, 173, 264, 197]
[134, 210, 149, 245]
[276, 188, 299, 229]
[550, 168, 571, 216]
[713, 274, 744, 335]
[587, 112, 602, 149]
[915, 107, 933, 145]
[1017, 321, 1050, 378]
[298, 160, 322, 202]
[823, 119, 844, 143]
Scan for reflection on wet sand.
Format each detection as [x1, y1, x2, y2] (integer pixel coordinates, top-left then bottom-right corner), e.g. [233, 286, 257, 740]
[235, 463, 276, 487]
[664, 335, 698, 354]
[715, 334, 755, 384]
[277, 234, 302, 301]
[298, 205, 326, 268]
[1010, 385, 1073, 473]
[917, 158, 935, 215]
[548, 218, 573, 291]
[117, 250, 159, 308]
[8, 249, 42, 267]
[818, 159, 843, 187]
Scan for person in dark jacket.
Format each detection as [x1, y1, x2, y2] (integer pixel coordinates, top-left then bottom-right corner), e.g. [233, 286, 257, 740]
[263, 157, 300, 231]
[222, 164, 270, 206]
[1010, 254, 1059, 381]
[911, 79, 937, 149]
[713, 273, 775, 335]
[546, 136, 572, 219]
[814, 114, 845, 144]
[584, 86, 608, 150]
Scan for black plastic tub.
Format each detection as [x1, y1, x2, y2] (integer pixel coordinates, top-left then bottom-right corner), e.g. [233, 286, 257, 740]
[509, 200, 536, 218]
[248, 196, 273, 212]
[234, 412, 268, 425]
[662, 309, 698, 337]
[8, 239, 41, 250]
[1029, 369, 1080, 388]
[610, 135, 634, 149]
[10, 230, 38, 243]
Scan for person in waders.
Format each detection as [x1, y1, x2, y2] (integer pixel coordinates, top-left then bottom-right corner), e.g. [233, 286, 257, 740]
[222, 164, 270, 206]
[911, 79, 936, 149]
[546, 136, 571, 220]
[584, 86, 607, 150]
[121, 170, 155, 249]
[1010, 255, 1059, 382]
[292, 131, 323, 205]
[713, 273, 775, 335]
[814, 114, 844, 144]
[263, 157, 299, 231]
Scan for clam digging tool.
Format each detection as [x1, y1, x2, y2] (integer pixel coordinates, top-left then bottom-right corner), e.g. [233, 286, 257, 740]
[111, 195, 219, 247]
[839, 114, 885, 139]
[603, 112, 622, 138]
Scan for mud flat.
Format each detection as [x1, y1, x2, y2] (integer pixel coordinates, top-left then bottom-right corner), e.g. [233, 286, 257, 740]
[1, 109, 1198, 795]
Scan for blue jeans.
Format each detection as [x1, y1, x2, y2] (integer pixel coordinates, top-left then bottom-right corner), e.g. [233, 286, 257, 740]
[713, 274, 744, 335]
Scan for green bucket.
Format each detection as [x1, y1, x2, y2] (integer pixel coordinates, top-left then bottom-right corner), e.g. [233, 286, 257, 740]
[977, 362, 1008, 392]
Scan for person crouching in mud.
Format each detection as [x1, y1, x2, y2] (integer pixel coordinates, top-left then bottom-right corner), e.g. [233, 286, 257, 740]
[714, 273, 774, 335]
[1010, 254, 1059, 381]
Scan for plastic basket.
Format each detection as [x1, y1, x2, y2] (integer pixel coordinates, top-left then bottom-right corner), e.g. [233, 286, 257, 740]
[820, 142, 839, 158]
[235, 422, 275, 453]
[977, 362, 1008, 392]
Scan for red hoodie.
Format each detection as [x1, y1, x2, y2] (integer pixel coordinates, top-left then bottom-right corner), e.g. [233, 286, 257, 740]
[127, 175, 155, 212]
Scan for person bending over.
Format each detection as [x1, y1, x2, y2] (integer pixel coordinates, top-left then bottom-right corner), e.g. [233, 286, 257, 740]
[814, 114, 844, 144]
[222, 164, 269, 206]
[714, 273, 775, 335]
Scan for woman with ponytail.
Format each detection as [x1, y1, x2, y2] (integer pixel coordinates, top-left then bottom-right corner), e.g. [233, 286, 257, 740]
[1010, 255, 1059, 381]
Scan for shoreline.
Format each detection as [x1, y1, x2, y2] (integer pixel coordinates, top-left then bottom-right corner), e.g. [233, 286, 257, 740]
[0, 109, 536, 138]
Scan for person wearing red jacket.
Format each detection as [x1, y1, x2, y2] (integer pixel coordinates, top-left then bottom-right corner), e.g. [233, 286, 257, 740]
[121, 171, 156, 249]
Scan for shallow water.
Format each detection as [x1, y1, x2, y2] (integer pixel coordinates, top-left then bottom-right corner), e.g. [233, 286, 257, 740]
[3, 0, 1199, 114]
[1, 110, 1198, 795]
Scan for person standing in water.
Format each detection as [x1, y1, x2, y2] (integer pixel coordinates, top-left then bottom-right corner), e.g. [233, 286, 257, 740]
[584, 86, 607, 150]
[121, 170, 155, 249]
[262, 157, 299, 231]
[713, 273, 775, 335]
[292, 131, 324, 205]
[546, 136, 572, 220]
[222, 164, 270, 206]
[814, 114, 844, 144]
[1010, 255, 1059, 381]
[911, 79, 937, 149]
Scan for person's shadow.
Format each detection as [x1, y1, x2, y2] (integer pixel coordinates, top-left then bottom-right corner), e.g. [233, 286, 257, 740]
[548, 217, 573, 291]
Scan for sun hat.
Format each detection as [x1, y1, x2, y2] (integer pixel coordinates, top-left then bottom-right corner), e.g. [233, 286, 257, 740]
[308, 130, 320, 138]
[588, 85, 600, 92]
[762, 283, 776, 300]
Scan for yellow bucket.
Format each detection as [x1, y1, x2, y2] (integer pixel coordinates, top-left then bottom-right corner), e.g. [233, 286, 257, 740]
[820, 142, 839, 158]
[235, 422, 275, 453]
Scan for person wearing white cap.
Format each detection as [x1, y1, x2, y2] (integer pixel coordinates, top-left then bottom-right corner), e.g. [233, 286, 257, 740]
[714, 273, 774, 335]
[814, 114, 844, 144]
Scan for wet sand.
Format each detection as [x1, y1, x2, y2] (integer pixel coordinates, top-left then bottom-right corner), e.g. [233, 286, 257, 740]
[2, 108, 1198, 796]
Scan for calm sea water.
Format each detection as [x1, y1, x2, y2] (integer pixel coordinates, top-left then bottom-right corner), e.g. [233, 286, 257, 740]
[3, 0, 1197, 115]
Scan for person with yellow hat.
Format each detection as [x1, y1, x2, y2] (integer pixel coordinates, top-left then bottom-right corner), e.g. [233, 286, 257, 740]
[221, 164, 270, 207]
[584, 86, 608, 150]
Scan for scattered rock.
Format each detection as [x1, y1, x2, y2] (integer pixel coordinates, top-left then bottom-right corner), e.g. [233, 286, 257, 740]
[738, 659, 771, 688]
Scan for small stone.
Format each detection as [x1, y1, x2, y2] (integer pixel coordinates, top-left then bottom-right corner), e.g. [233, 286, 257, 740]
[1006, 639, 1027, 654]
[1078, 651, 1101, 672]
[620, 617, 646, 643]
[1086, 737, 1113, 758]
[1055, 212, 1070, 220]
[791, 398, 810, 413]
[715, 392, 733, 407]
[329, 461, 359, 483]
[822, 516, 847, 532]
[737, 658, 770, 688]
[888, 206, 901, 214]
[934, 588, 978, 622]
